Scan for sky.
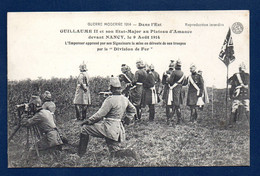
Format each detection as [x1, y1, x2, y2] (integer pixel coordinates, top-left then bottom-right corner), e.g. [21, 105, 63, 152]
[8, 11, 249, 88]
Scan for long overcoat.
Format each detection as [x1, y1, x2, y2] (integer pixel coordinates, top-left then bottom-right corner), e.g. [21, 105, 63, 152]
[187, 73, 204, 106]
[73, 72, 91, 105]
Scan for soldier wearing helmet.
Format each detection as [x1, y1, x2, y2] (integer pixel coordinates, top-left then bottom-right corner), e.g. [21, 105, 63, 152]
[186, 64, 204, 122]
[42, 91, 56, 115]
[73, 62, 91, 120]
[78, 76, 137, 158]
[166, 60, 186, 125]
[228, 62, 250, 127]
[161, 60, 175, 116]
[131, 59, 147, 120]
[150, 64, 161, 102]
[21, 95, 63, 151]
[119, 64, 134, 97]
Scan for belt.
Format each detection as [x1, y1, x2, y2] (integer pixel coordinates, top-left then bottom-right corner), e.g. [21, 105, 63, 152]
[104, 118, 122, 122]
[136, 82, 143, 85]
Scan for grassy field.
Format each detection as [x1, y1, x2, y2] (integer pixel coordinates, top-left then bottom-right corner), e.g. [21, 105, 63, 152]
[7, 78, 250, 167]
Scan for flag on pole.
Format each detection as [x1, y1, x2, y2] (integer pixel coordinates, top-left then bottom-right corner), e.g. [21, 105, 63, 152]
[219, 28, 236, 66]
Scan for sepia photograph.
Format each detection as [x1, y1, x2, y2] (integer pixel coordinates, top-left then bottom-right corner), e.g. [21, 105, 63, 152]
[7, 11, 249, 167]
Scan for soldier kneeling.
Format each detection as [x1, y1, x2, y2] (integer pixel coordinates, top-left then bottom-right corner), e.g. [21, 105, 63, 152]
[21, 96, 63, 152]
[78, 76, 137, 159]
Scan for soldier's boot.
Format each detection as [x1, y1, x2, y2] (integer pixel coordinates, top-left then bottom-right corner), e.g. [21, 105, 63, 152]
[228, 111, 237, 127]
[166, 106, 170, 125]
[149, 105, 155, 121]
[78, 133, 89, 157]
[75, 105, 81, 120]
[190, 109, 194, 122]
[194, 109, 198, 121]
[176, 108, 181, 125]
[81, 106, 87, 120]
[246, 111, 250, 126]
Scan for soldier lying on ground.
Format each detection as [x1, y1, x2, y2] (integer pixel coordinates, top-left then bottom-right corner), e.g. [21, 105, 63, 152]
[78, 76, 138, 159]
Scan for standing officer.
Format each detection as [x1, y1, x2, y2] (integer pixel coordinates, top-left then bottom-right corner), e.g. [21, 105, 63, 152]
[119, 64, 134, 97]
[21, 96, 63, 151]
[228, 62, 250, 127]
[131, 59, 147, 120]
[167, 60, 186, 125]
[162, 60, 175, 120]
[143, 65, 158, 121]
[150, 64, 161, 102]
[78, 76, 137, 158]
[73, 62, 91, 121]
[186, 64, 204, 122]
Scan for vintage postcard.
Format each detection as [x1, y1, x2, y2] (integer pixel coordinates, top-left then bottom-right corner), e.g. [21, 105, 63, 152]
[7, 11, 249, 167]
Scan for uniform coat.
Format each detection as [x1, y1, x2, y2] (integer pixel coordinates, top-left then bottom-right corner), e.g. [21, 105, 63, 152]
[187, 72, 204, 106]
[162, 69, 173, 102]
[73, 72, 91, 105]
[130, 68, 147, 107]
[42, 101, 56, 113]
[167, 69, 185, 106]
[151, 70, 161, 94]
[228, 71, 250, 100]
[82, 95, 136, 142]
[143, 72, 157, 106]
[24, 109, 63, 150]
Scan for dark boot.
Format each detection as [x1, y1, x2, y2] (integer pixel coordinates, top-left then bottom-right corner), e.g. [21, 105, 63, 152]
[176, 107, 181, 125]
[149, 105, 155, 121]
[78, 133, 89, 157]
[75, 105, 81, 120]
[246, 111, 250, 126]
[166, 106, 170, 125]
[82, 106, 87, 120]
[190, 108, 194, 122]
[194, 108, 198, 121]
[228, 111, 237, 127]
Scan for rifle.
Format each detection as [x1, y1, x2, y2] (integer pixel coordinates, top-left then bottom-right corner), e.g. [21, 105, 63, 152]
[98, 91, 112, 97]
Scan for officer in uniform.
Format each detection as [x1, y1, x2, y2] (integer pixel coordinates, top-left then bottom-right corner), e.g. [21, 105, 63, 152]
[150, 64, 161, 102]
[167, 60, 186, 125]
[119, 64, 134, 97]
[21, 96, 63, 151]
[131, 59, 147, 120]
[162, 60, 175, 120]
[73, 62, 91, 120]
[78, 76, 137, 158]
[186, 64, 204, 122]
[228, 62, 250, 127]
[143, 65, 158, 121]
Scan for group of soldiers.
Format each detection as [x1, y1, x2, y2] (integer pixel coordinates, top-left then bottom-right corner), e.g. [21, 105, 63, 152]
[18, 59, 250, 159]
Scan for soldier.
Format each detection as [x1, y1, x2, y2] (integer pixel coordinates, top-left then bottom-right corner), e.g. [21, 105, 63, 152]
[162, 60, 175, 120]
[78, 76, 137, 158]
[21, 95, 63, 151]
[119, 64, 134, 97]
[167, 60, 186, 125]
[143, 65, 158, 121]
[42, 91, 56, 115]
[186, 64, 204, 122]
[73, 62, 91, 120]
[228, 62, 250, 127]
[131, 59, 147, 120]
[150, 64, 161, 102]
[197, 70, 209, 110]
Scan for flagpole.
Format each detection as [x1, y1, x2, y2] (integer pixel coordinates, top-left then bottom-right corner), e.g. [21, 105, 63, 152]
[226, 64, 229, 121]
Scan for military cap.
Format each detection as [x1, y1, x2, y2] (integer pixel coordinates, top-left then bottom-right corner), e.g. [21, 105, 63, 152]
[79, 61, 87, 72]
[150, 64, 155, 70]
[175, 59, 182, 68]
[43, 91, 52, 100]
[190, 63, 196, 69]
[29, 95, 42, 107]
[239, 62, 246, 71]
[109, 76, 121, 88]
[136, 59, 145, 68]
